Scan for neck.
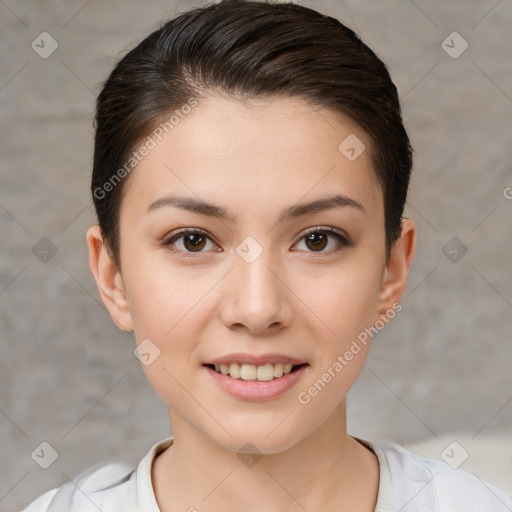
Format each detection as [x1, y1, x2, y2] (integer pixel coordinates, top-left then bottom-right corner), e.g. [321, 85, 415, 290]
[152, 402, 379, 512]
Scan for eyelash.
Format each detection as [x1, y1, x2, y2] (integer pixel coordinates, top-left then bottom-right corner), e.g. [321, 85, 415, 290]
[161, 226, 352, 258]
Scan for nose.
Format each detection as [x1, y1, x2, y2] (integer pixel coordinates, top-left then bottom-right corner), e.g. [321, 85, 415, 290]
[219, 247, 293, 334]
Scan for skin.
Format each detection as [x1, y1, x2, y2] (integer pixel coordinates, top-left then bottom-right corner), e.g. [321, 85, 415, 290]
[87, 95, 416, 512]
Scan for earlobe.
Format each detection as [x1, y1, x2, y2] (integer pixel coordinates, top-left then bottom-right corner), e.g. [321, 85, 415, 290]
[376, 218, 416, 320]
[86, 225, 134, 332]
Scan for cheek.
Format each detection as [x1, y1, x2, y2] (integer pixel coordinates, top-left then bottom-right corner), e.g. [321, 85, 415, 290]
[126, 261, 209, 403]
[300, 260, 383, 345]
[124, 245, 212, 337]
[294, 267, 383, 411]
[124, 255, 230, 401]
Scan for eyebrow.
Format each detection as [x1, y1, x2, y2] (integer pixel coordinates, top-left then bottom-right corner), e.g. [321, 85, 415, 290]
[145, 193, 366, 223]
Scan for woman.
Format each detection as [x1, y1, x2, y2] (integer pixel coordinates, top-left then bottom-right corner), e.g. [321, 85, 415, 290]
[22, 1, 512, 510]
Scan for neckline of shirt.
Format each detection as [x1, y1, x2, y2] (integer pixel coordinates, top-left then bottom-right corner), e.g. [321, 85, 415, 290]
[126, 436, 393, 512]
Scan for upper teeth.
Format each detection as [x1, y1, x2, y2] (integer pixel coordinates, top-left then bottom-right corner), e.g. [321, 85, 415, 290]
[214, 362, 295, 381]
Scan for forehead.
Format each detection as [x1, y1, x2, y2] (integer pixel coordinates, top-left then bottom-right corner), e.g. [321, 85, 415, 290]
[120, 95, 382, 223]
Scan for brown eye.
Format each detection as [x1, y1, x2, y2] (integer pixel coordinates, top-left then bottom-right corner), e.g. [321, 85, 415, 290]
[294, 227, 351, 254]
[163, 229, 217, 256]
[182, 232, 207, 252]
[163, 226, 351, 258]
[304, 232, 329, 251]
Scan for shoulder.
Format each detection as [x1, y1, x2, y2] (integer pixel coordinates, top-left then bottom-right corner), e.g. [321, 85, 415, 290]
[21, 461, 134, 512]
[20, 437, 173, 512]
[21, 489, 58, 512]
[378, 442, 512, 511]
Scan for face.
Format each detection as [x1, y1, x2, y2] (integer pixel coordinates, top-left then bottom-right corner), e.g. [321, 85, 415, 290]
[88, 95, 415, 454]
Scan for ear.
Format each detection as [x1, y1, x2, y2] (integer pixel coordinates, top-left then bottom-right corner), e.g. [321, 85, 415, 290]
[86, 225, 134, 332]
[375, 218, 416, 322]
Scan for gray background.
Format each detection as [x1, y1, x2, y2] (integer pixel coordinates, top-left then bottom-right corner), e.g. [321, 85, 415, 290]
[1, 0, 512, 509]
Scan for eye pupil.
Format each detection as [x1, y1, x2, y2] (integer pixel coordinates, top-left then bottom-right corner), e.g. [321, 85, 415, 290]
[305, 232, 328, 251]
[184, 233, 206, 252]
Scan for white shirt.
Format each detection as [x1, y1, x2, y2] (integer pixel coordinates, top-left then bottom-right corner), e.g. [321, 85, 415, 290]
[22, 436, 512, 511]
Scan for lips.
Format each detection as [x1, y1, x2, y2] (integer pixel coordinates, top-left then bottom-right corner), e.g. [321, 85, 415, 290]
[203, 361, 309, 400]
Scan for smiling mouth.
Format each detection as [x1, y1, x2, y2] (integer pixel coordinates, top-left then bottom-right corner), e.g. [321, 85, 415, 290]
[204, 362, 308, 382]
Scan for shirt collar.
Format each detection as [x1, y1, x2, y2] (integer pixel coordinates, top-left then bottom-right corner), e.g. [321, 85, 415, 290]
[124, 436, 174, 512]
[123, 436, 392, 512]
